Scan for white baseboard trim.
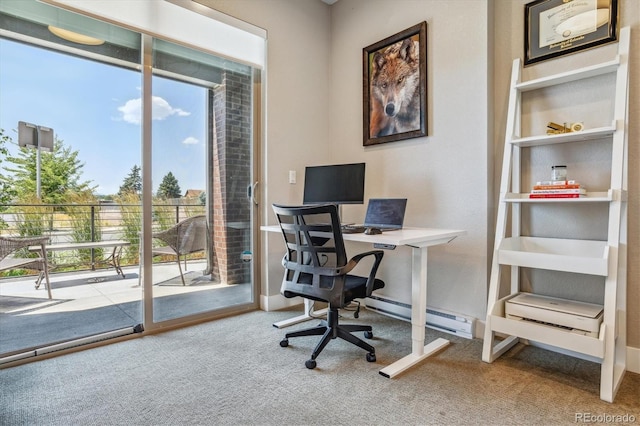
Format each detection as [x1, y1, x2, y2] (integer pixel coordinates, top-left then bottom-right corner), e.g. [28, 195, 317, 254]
[627, 346, 640, 374]
[259, 294, 302, 312]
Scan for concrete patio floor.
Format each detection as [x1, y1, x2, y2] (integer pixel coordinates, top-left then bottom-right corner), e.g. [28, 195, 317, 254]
[0, 261, 252, 356]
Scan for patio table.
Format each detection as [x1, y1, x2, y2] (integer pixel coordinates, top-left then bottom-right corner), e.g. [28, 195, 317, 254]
[29, 240, 131, 282]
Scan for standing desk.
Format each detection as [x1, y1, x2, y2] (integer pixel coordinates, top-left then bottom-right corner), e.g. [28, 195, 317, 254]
[262, 225, 465, 378]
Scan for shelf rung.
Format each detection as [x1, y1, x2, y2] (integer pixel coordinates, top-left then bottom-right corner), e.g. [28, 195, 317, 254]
[489, 314, 605, 359]
[498, 237, 608, 276]
[515, 57, 620, 92]
[510, 126, 616, 147]
[503, 192, 612, 203]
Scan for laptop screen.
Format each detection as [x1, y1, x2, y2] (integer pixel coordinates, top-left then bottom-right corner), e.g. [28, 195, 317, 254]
[364, 198, 407, 230]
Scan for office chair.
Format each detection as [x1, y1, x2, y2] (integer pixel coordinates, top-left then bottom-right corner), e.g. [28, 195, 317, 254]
[272, 204, 385, 369]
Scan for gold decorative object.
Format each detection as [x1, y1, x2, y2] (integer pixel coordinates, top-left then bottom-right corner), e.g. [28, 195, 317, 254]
[570, 122, 584, 132]
[546, 121, 584, 135]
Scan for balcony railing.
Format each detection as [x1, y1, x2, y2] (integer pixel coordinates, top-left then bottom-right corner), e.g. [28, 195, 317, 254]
[0, 202, 206, 276]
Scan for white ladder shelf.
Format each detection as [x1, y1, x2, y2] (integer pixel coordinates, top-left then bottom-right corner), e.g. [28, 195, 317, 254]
[482, 27, 630, 403]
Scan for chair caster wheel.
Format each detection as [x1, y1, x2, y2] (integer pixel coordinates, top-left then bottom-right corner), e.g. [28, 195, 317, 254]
[364, 331, 373, 339]
[279, 339, 289, 347]
[366, 352, 376, 362]
[305, 359, 317, 369]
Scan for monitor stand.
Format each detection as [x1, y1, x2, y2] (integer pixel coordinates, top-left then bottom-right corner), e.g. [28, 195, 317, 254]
[364, 227, 382, 235]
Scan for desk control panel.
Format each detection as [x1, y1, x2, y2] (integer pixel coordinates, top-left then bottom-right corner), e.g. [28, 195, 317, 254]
[374, 243, 396, 250]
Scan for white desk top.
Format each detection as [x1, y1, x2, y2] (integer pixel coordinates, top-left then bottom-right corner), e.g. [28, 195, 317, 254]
[261, 225, 465, 248]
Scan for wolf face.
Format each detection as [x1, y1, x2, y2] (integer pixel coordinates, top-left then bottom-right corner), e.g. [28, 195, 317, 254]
[370, 38, 421, 137]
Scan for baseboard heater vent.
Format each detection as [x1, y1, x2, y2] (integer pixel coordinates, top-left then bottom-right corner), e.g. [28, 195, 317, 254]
[0, 324, 143, 367]
[365, 295, 475, 339]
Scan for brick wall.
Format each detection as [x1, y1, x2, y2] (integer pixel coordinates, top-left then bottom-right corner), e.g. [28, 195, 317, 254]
[209, 71, 252, 284]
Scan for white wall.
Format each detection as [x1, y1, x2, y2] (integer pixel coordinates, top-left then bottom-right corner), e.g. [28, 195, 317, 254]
[327, 0, 492, 321]
[203, 0, 492, 322]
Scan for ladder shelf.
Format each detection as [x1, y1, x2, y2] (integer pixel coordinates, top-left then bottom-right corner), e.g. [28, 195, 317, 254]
[483, 27, 630, 403]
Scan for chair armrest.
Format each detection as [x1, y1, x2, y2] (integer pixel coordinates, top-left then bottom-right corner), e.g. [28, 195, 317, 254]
[343, 250, 384, 296]
[3, 235, 49, 248]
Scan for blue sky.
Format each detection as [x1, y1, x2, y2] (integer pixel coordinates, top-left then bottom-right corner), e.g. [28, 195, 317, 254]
[0, 38, 206, 196]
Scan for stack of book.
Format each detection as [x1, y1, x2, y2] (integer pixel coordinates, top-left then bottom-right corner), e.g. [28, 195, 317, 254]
[529, 180, 586, 199]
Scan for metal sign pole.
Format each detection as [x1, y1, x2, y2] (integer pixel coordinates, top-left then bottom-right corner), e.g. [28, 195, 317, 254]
[36, 127, 41, 199]
[18, 121, 53, 200]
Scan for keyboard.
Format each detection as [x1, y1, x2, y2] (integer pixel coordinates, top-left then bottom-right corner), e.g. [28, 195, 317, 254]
[341, 225, 366, 234]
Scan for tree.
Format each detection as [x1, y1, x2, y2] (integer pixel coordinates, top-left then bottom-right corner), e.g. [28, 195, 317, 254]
[157, 172, 181, 199]
[119, 165, 142, 195]
[1, 135, 94, 205]
[0, 129, 15, 229]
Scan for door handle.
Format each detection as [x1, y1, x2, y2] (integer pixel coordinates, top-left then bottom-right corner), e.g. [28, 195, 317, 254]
[249, 181, 259, 206]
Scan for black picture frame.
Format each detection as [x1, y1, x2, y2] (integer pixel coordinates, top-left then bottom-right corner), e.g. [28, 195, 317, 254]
[363, 22, 427, 146]
[524, 0, 618, 66]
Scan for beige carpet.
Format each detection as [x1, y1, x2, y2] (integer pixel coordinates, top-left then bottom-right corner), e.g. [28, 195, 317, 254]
[1, 308, 638, 425]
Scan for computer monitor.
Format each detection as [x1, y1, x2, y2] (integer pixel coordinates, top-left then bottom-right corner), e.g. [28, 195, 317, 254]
[302, 162, 365, 205]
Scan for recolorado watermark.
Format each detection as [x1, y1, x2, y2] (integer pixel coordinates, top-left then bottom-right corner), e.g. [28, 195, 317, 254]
[575, 412, 637, 423]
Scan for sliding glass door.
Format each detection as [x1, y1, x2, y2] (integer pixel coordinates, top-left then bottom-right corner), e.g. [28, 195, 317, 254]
[0, 0, 259, 362]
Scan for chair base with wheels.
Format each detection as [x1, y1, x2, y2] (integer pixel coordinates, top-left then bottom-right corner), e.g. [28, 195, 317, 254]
[280, 308, 376, 369]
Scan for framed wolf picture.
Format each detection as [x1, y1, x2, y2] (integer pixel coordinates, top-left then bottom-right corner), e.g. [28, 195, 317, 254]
[363, 22, 427, 146]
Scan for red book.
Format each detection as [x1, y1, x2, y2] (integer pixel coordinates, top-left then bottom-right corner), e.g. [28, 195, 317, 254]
[532, 184, 581, 190]
[529, 193, 582, 198]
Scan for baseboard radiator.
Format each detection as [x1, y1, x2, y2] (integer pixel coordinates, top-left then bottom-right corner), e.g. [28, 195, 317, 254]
[365, 295, 475, 339]
[0, 324, 143, 367]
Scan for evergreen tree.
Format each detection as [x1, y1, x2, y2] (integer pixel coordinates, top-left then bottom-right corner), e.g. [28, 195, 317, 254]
[1, 135, 94, 204]
[119, 165, 142, 195]
[157, 172, 181, 199]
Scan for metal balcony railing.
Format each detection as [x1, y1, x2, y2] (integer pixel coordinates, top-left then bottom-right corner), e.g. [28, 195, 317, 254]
[0, 201, 206, 276]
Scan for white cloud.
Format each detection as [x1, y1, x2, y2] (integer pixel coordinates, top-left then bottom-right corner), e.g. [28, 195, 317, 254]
[117, 96, 191, 124]
[182, 136, 199, 145]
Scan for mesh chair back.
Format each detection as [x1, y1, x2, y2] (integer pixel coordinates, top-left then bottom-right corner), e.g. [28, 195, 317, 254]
[272, 204, 350, 307]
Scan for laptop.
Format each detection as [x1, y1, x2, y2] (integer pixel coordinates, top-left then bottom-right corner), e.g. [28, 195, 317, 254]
[363, 198, 407, 234]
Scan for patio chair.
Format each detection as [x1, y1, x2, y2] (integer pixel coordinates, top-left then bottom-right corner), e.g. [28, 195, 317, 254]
[0, 236, 52, 299]
[151, 215, 207, 285]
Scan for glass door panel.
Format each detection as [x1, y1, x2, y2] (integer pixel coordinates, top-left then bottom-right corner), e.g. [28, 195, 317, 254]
[0, 1, 143, 358]
[148, 39, 255, 323]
